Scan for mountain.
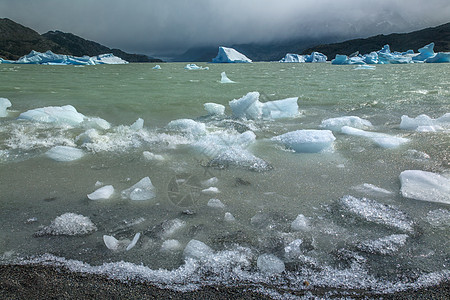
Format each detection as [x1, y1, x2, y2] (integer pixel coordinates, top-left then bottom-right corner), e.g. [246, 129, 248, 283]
[301, 22, 450, 58]
[0, 18, 162, 62]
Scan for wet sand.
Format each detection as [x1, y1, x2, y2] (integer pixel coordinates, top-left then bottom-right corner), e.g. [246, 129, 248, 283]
[1, 264, 449, 299]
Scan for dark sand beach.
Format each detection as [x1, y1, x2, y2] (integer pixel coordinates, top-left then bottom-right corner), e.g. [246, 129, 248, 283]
[1, 264, 449, 299]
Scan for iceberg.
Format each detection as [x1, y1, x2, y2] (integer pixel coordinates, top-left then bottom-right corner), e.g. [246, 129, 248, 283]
[18, 105, 85, 126]
[183, 239, 213, 260]
[320, 116, 373, 132]
[399, 170, 450, 204]
[207, 198, 225, 208]
[87, 185, 114, 200]
[220, 72, 235, 83]
[35, 213, 97, 236]
[184, 63, 209, 70]
[412, 43, 435, 62]
[400, 113, 450, 132]
[166, 119, 207, 136]
[204, 103, 225, 115]
[212, 46, 252, 63]
[10, 50, 128, 65]
[261, 97, 299, 119]
[207, 148, 272, 172]
[45, 146, 85, 162]
[121, 177, 156, 201]
[152, 65, 161, 69]
[271, 129, 336, 153]
[341, 126, 409, 148]
[0, 98, 12, 117]
[279, 52, 327, 63]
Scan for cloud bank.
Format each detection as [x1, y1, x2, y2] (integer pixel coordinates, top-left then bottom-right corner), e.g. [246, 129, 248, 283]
[1, 0, 449, 56]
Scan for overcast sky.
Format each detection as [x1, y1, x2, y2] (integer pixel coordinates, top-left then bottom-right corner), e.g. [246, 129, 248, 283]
[1, 0, 449, 56]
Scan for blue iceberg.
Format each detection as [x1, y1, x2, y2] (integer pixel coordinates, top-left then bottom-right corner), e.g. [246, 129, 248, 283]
[279, 52, 327, 63]
[212, 47, 252, 63]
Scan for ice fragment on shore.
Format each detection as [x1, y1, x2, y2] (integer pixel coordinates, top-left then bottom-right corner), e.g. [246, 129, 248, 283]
[400, 113, 450, 132]
[291, 214, 310, 231]
[126, 232, 141, 251]
[337, 195, 414, 233]
[161, 239, 182, 252]
[272, 129, 335, 153]
[207, 198, 225, 208]
[320, 116, 373, 131]
[356, 234, 408, 255]
[284, 239, 303, 259]
[103, 235, 120, 250]
[202, 187, 220, 194]
[341, 126, 409, 148]
[87, 185, 114, 200]
[0, 98, 12, 117]
[204, 103, 225, 115]
[121, 177, 156, 201]
[224, 212, 236, 222]
[183, 239, 213, 260]
[257, 254, 285, 274]
[35, 213, 97, 236]
[45, 146, 85, 161]
[399, 170, 450, 204]
[201, 177, 219, 187]
[220, 72, 235, 83]
[18, 105, 85, 126]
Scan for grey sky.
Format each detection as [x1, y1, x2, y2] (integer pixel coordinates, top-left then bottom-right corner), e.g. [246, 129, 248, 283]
[1, 0, 449, 56]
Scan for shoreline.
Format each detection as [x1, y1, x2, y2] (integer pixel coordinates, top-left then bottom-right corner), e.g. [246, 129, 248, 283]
[1, 264, 449, 299]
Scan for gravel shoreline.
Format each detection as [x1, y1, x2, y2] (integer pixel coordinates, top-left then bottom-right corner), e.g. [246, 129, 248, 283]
[1, 264, 449, 299]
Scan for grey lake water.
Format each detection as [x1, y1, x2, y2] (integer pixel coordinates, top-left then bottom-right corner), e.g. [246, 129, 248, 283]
[0, 62, 449, 296]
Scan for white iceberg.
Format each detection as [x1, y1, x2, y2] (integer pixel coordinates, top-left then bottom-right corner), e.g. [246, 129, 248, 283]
[152, 65, 161, 70]
[103, 232, 141, 251]
[257, 254, 285, 274]
[220, 72, 235, 83]
[262, 97, 299, 119]
[35, 213, 97, 236]
[279, 52, 327, 63]
[121, 177, 156, 201]
[400, 113, 450, 132]
[184, 63, 209, 70]
[320, 116, 373, 131]
[130, 118, 144, 131]
[45, 146, 85, 162]
[0, 98, 12, 117]
[341, 126, 409, 148]
[212, 46, 252, 63]
[200, 177, 219, 187]
[11, 50, 127, 65]
[87, 185, 114, 200]
[18, 105, 85, 126]
[399, 170, 450, 204]
[204, 103, 225, 115]
[272, 129, 335, 153]
[183, 239, 213, 260]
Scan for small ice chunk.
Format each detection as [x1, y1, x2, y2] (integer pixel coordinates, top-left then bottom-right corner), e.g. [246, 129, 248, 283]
[84, 117, 111, 130]
[35, 213, 97, 236]
[262, 97, 299, 119]
[220, 72, 235, 83]
[400, 170, 450, 204]
[161, 239, 182, 252]
[202, 187, 220, 194]
[400, 113, 450, 132]
[341, 126, 409, 148]
[208, 148, 272, 172]
[161, 219, 186, 238]
[87, 185, 114, 200]
[201, 177, 219, 187]
[166, 119, 206, 136]
[121, 177, 156, 201]
[0, 98, 12, 117]
[224, 212, 236, 222]
[18, 105, 85, 126]
[103, 235, 120, 251]
[184, 63, 208, 70]
[152, 65, 161, 70]
[229, 92, 262, 119]
[183, 239, 213, 260]
[357, 234, 409, 255]
[291, 214, 310, 231]
[257, 254, 285, 274]
[126, 232, 141, 251]
[130, 118, 144, 130]
[320, 116, 373, 131]
[272, 129, 335, 153]
[204, 103, 225, 115]
[284, 239, 303, 259]
[426, 209, 450, 227]
[45, 146, 85, 162]
[207, 198, 225, 208]
[143, 151, 165, 161]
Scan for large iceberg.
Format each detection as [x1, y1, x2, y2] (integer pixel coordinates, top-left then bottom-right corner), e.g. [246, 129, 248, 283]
[279, 52, 327, 63]
[212, 46, 252, 63]
[399, 170, 450, 204]
[2, 50, 128, 65]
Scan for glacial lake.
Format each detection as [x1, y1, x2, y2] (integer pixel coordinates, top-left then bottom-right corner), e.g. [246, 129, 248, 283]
[0, 62, 449, 296]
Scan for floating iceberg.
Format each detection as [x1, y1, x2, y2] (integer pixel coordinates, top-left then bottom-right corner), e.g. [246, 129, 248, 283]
[45, 146, 85, 162]
[399, 113, 450, 132]
[272, 129, 335, 153]
[279, 52, 327, 63]
[35, 213, 97, 236]
[152, 65, 161, 70]
[320, 116, 373, 132]
[121, 177, 156, 201]
[220, 72, 235, 83]
[341, 126, 409, 148]
[6, 50, 128, 65]
[0, 98, 11, 117]
[18, 105, 85, 126]
[204, 103, 225, 115]
[166, 119, 207, 136]
[212, 46, 252, 63]
[184, 63, 209, 70]
[87, 185, 114, 200]
[207, 198, 225, 208]
[229, 91, 299, 120]
[399, 170, 450, 204]
[207, 147, 272, 172]
[412, 43, 435, 62]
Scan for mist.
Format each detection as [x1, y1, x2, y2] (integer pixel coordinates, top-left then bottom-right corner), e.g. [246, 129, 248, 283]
[1, 0, 449, 56]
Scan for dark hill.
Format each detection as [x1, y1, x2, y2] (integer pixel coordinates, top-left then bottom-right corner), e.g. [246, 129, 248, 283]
[302, 22, 450, 58]
[0, 18, 162, 62]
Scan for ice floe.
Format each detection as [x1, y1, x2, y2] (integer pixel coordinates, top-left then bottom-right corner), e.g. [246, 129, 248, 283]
[184, 64, 209, 70]
[399, 113, 450, 132]
[166, 119, 207, 136]
[87, 185, 114, 200]
[142, 151, 165, 161]
[220, 72, 235, 83]
[161, 239, 182, 252]
[257, 254, 285, 274]
[45, 145, 85, 162]
[204, 103, 225, 115]
[152, 65, 161, 70]
[399, 170, 450, 204]
[320, 116, 373, 132]
[18, 105, 85, 126]
[341, 126, 409, 148]
[212, 46, 252, 63]
[356, 234, 409, 255]
[207, 148, 272, 172]
[183, 239, 213, 260]
[35, 213, 97, 236]
[0, 98, 11, 117]
[279, 52, 327, 63]
[121, 177, 156, 201]
[271, 129, 335, 153]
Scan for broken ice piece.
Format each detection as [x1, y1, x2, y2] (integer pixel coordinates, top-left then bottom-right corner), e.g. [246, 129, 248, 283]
[87, 185, 114, 200]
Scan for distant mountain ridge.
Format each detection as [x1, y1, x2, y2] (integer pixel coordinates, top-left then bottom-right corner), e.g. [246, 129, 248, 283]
[0, 18, 162, 62]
